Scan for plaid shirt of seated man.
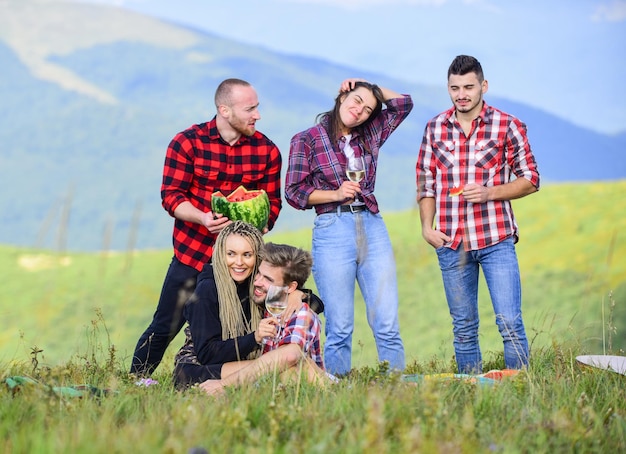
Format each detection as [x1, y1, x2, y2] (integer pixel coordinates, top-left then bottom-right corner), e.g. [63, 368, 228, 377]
[262, 302, 323, 370]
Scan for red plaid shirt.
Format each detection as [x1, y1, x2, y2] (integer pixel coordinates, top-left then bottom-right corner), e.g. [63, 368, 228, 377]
[162, 118, 282, 271]
[417, 102, 540, 251]
[262, 302, 323, 369]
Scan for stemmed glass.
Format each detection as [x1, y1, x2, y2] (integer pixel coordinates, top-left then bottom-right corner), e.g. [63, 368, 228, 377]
[346, 157, 365, 205]
[264, 284, 289, 342]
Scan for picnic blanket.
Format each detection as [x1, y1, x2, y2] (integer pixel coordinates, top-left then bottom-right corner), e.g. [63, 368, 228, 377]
[576, 355, 626, 375]
[402, 369, 521, 386]
[4, 375, 113, 398]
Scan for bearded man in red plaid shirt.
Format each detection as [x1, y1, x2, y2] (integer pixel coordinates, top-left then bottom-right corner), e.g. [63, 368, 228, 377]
[416, 55, 540, 374]
[130, 79, 282, 377]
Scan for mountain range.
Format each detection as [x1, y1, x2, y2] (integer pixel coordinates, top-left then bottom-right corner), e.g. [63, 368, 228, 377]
[1, 1, 624, 251]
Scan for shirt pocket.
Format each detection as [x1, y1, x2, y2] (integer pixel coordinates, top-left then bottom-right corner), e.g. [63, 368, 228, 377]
[193, 160, 222, 186]
[432, 140, 456, 169]
[474, 139, 502, 169]
[240, 168, 266, 184]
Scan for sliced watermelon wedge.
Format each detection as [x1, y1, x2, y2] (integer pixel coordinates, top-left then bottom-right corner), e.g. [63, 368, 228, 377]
[449, 186, 464, 197]
[211, 185, 270, 231]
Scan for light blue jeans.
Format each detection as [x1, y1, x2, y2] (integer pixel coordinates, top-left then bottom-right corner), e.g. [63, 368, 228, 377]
[436, 237, 529, 373]
[312, 209, 405, 376]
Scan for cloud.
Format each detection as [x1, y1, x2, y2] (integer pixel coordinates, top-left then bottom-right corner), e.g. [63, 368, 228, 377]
[592, 0, 626, 22]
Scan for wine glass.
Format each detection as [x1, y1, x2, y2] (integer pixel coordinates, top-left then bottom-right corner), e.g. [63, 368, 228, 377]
[346, 157, 365, 205]
[265, 284, 289, 342]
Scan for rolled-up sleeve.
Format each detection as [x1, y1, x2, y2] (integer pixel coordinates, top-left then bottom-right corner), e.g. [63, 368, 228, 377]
[508, 119, 540, 190]
[416, 124, 437, 200]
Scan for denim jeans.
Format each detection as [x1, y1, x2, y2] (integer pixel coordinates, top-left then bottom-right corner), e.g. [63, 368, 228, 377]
[130, 257, 198, 376]
[436, 237, 529, 373]
[312, 209, 405, 376]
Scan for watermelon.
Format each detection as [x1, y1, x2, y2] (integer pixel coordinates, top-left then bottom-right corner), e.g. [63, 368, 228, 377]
[211, 185, 270, 231]
[449, 186, 464, 197]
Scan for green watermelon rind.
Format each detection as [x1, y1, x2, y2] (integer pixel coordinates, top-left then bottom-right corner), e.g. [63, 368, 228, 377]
[211, 187, 270, 231]
[211, 194, 230, 218]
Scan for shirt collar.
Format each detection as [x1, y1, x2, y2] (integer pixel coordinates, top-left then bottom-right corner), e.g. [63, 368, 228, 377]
[207, 116, 252, 146]
[445, 101, 491, 126]
[477, 101, 491, 124]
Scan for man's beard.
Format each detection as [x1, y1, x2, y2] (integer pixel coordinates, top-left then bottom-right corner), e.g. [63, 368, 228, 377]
[230, 116, 255, 137]
[252, 292, 265, 307]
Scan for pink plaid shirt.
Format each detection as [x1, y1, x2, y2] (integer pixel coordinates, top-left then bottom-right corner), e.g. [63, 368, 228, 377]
[417, 102, 540, 251]
[286, 95, 413, 215]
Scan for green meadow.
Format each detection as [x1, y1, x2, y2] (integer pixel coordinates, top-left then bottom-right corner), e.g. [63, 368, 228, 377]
[1, 181, 625, 453]
[1, 180, 625, 369]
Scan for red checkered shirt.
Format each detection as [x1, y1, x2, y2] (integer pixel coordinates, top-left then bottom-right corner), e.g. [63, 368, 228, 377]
[416, 102, 540, 251]
[162, 118, 282, 271]
[262, 302, 324, 369]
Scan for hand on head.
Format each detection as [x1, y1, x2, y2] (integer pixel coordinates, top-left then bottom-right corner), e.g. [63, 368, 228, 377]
[340, 78, 367, 93]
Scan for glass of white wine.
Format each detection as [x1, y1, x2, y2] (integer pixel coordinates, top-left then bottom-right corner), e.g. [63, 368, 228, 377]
[264, 284, 289, 342]
[346, 157, 365, 205]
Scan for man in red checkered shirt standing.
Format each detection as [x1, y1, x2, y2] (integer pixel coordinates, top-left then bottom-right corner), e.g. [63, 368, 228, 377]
[130, 78, 282, 377]
[416, 55, 540, 374]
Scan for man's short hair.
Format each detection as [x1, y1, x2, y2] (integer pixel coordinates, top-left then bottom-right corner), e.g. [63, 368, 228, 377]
[448, 55, 484, 82]
[260, 243, 312, 288]
[214, 78, 251, 107]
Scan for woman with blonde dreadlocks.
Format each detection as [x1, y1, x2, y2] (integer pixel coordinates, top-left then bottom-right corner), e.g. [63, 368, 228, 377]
[173, 221, 323, 390]
[173, 221, 267, 389]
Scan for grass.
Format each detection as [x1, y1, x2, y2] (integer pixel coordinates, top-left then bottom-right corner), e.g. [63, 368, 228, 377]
[1, 181, 625, 366]
[1, 180, 625, 452]
[2, 338, 625, 453]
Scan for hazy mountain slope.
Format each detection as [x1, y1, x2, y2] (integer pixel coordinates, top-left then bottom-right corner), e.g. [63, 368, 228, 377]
[493, 98, 625, 183]
[0, 1, 623, 251]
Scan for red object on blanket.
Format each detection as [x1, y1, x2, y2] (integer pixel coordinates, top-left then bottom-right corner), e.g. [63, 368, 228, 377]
[481, 369, 520, 380]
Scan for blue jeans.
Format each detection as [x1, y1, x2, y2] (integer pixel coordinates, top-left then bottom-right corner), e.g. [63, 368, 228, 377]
[312, 209, 405, 376]
[436, 237, 529, 373]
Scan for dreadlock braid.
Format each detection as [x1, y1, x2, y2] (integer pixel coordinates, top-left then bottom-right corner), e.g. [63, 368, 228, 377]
[212, 221, 264, 359]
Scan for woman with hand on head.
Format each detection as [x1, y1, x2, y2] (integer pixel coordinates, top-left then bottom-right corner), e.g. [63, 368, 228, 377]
[285, 78, 413, 376]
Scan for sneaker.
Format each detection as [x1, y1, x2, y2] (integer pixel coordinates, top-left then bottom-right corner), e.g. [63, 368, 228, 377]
[325, 372, 340, 383]
[135, 378, 159, 387]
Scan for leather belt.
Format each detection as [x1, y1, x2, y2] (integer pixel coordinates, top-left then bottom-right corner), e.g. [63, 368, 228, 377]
[338, 204, 367, 213]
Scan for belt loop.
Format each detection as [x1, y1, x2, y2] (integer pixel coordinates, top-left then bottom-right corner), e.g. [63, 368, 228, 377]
[336, 205, 342, 216]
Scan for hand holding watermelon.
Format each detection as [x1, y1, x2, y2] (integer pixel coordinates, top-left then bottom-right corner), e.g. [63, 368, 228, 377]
[459, 183, 490, 204]
[448, 186, 464, 197]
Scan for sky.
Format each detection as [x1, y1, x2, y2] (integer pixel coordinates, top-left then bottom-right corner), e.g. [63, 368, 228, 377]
[73, 0, 626, 135]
